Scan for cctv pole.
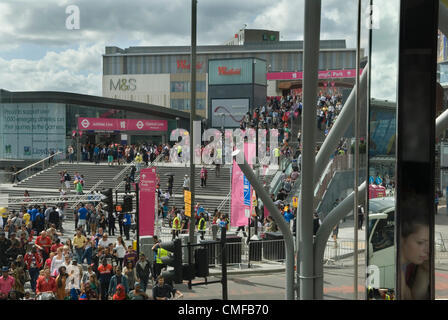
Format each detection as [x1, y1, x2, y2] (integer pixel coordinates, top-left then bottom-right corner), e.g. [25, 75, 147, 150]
[189, 0, 197, 244]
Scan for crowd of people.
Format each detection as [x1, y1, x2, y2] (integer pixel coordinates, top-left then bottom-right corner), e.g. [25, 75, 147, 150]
[1, 91, 350, 300]
[67, 143, 171, 166]
[0, 200, 186, 300]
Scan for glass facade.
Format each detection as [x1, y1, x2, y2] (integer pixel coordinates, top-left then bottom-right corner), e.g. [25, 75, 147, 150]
[171, 98, 205, 111]
[0, 103, 66, 160]
[0, 99, 179, 160]
[170, 81, 206, 92]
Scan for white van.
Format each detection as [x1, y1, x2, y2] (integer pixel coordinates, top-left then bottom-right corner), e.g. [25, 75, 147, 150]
[368, 197, 395, 290]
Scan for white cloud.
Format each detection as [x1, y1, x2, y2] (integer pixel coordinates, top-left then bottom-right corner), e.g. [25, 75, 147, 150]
[0, 43, 103, 95]
[0, 0, 364, 95]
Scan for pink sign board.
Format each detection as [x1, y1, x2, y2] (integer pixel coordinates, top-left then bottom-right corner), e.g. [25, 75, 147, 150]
[139, 168, 157, 237]
[78, 117, 168, 131]
[266, 68, 364, 81]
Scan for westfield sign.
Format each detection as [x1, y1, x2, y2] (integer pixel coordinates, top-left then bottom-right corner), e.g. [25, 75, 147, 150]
[177, 59, 203, 70]
[218, 66, 241, 76]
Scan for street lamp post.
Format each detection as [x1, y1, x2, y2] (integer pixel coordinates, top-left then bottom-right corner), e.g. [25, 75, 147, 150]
[75, 114, 80, 163]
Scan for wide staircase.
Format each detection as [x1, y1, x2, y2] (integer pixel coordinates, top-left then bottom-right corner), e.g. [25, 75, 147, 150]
[6, 161, 234, 218]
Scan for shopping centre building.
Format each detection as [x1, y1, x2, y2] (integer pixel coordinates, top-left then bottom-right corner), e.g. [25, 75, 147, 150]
[102, 28, 362, 122]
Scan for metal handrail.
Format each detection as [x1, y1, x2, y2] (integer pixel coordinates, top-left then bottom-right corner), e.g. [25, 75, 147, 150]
[113, 161, 137, 181]
[13, 151, 63, 176]
[217, 191, 231, 212]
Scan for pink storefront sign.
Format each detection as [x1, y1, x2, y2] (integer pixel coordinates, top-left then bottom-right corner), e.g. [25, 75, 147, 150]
[139, 168, 157, 237]
[78, 117, 168, 131]
[266, 68, 364, 81]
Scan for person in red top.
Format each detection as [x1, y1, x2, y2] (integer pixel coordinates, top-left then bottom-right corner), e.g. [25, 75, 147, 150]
[36, 268, 56, 298]
[97, 258, 113, 300]
[35, 231, 52, 262]
[50, 239, 64, 253]
[24, 246, 43, 293]
[0, 266, 15, 300]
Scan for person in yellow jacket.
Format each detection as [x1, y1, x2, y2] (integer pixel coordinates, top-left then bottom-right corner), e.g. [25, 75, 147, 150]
[152, 244, 170, 281]
[198, 212, 207, 240]
[171, 214, 181, 240]
[135, 153, 143, 172]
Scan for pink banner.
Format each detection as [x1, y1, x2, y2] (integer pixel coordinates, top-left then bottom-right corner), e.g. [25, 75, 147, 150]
[230, 142, 256, 227]
[266, 68, 364, 81]
[78, 117, 167, 131]
[139, 168, 157, 237]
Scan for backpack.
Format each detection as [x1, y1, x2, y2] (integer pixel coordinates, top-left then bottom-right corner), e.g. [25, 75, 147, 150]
[66, 174, 71, 181]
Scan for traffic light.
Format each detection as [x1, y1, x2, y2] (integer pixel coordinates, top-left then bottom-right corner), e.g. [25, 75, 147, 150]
[101, 188, 113, 214]
[160, 238, 183, 284]
[123, 195, 133, 212]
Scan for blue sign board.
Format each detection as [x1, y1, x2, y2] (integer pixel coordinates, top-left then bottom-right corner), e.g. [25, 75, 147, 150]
[243, 175, 251, 206]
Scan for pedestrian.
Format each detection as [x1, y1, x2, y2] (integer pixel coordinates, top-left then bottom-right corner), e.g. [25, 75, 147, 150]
[313, 212, 322, 236]
[73, 205, 80, 230]
[35, 230, 52, 263]
[123, 245, 138, 268]
[152, 275, 183, 300]
[332, 223, 339, 248]
[50, 247, 65, 277]
[123, 261, 136, 292]
[198, 212, 207, 240]
[98, 233, 113, 249]
[123, 212, 132, 241]
[24, 245, 43, 293]
[135, 253, 151, 292]
[200, 166, 208, 187]
[171, 213, 181, 240]
[55, 266, 68, 300]
[81, 238, 95, 266]
[107, 211, 116, 236]
[68, 146, 74, 164]
[63, 170, 71, 190]
[77, 203, 88, 232]
[112, 283, 127, 300]
[98, 258, 113, 300]
[236, 224, 247, 238]
[129, 282, 149, 300]
[115, 236, 127, 268]
[0, 266, 14, 300]
[73, 228, 87, 263]
[108, 266, 129, 299]
[35, 268, 56, 299]
[358, 205, 365, 230]
[183, 174, 190, 191]
[89, 209, 97, 235]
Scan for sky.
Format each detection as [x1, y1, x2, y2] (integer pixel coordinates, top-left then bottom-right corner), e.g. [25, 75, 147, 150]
[0, 0, 373, 97]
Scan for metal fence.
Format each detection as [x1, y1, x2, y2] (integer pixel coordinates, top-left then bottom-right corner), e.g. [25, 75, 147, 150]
[152, 225, 448, 269]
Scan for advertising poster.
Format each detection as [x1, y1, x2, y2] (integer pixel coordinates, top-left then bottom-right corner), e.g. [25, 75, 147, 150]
[211, 98, 249, 128]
